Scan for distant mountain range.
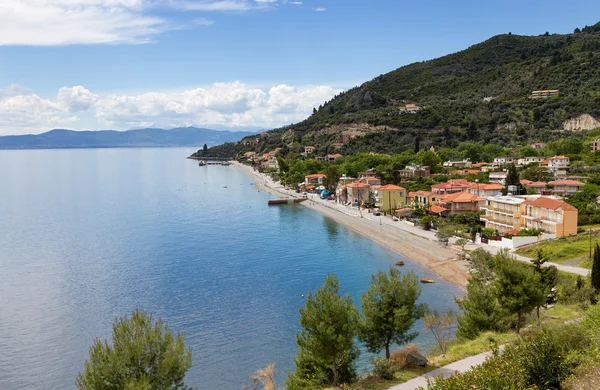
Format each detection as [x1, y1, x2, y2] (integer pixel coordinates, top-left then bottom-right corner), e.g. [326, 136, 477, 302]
[0, 127, 257, 149]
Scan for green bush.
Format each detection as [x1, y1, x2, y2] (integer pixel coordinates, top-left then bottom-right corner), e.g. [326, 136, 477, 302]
[370, 357, 397, 380]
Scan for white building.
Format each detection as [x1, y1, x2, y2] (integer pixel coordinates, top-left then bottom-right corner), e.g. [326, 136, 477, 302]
[489, 171, 508, 185]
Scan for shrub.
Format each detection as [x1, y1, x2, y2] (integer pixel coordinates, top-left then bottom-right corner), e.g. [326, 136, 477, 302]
[370, 357, 397, 380]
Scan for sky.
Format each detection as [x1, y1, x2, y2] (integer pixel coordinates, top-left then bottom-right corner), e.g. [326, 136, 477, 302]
[1, 0, 600, 135]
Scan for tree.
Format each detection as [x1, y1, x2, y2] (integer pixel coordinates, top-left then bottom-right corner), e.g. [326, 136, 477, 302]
[530, 249, 557, 319]
[288, 274, 360, 388]
[76, 309, 192, 390]
[359, 268, 426, 359]
[494, 257, 546, 333]
[520, 165, 553, 182]
[323, 165, 340, 194]
[455, 238, 469, 252]
[423, 309, 455, 354]
[248, 364, 276, 390]
[592, 243, 600, 293]
[503, 164, 522, 195]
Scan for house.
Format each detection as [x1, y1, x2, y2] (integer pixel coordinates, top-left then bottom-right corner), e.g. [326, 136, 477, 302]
[408, 190, 441, 208]
[443, 159, 472, 168]
[327, 153, 343, 163]
[480, 196, 578, 238]
[521, 197, 578, 237]
[548, 156, 570, 168]
[399, 103, 422, 113]
[531, 90, 559, 99]
[376, 184, 407, 212]
[452, 169, 481, 176]
[438, 192, 485, 215]
[521, 180, 550, 195]
[517, 156, 546, 166]
[489, 171, 508, 185]
[357, 168, 378, 178]
[305, 174, 326, 185]
[592, 139, 600, 152]
[548, 180, 585, 196]
[338, 175, 357, 186]
[359, 177, 381, 188]
[493, 157, 515, 165]
[431, 179, 470, 195]
[345, 182, 371, 206]
[304, 146, 315, 154]
[465, 182, 504, 197]
[531, 142, 546, 150]
[260, 131, 269, 137]
[399, 164, 431, 178]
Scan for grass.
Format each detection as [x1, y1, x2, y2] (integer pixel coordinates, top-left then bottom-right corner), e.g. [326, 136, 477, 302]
[515, 231, 600, 269]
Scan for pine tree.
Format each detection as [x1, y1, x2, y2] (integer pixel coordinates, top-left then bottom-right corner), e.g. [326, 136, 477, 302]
[494, 257, 546, 333]
[287, 274, 359, 388]
[359, 269, 426, 359]
[592, 243, 600, 292]
[504, 164, 522, 195]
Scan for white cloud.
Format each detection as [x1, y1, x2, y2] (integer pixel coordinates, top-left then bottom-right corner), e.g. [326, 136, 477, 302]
[95, 81, 343, 129]
[0, 82, 343, 134]
[57, 86, 99, 112]
[0, 0, 166, 45]
[314, 7, 327, 11]
[0, 0, 291, 46]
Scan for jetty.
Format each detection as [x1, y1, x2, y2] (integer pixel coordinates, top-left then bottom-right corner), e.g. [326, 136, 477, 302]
[268, 198, 308, 205]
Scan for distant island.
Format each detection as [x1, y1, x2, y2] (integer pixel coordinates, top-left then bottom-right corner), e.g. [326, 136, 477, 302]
[0, 127, 256, 150]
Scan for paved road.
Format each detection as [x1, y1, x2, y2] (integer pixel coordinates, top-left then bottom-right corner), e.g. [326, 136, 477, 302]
[387, 349, 496, 390]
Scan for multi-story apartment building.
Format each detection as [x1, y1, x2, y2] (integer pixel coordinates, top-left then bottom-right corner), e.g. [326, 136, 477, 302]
[548, 180, 584, 196]
[480, 196, 578, 238]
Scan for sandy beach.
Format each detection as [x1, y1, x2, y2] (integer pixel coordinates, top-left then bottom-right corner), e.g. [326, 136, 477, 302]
[233, 162, 469, 289]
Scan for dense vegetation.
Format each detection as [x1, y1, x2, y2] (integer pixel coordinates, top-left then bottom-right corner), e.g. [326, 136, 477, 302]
[200, 22, 600, 159]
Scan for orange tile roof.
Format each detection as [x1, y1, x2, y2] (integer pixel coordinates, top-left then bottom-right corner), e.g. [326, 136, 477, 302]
[429, 205, 449, 214]
[431, 179, 469, 189]
[305, 174, 326, 179]
[378, 184, 406, 191]
[465, 182, 503, 190]
[522, 197, 577, 211]
[520, 179, 533, 185]
[362, 177, 381, 182]
[548, 180, 584, 186]
[524, 181, 547, 188]
[346, 182, 370, 188]
[414, 190, 434, 196]
[439, 191, 485, 203]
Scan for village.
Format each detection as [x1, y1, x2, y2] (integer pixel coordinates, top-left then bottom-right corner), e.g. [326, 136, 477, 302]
[239, 139, 599, 251]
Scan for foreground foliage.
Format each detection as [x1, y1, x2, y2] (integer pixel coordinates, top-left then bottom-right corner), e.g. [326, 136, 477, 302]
[76, 309, 192, 390]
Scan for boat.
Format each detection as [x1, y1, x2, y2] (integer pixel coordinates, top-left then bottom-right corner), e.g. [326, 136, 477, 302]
[395, 261, 405, 266]
[420, 278, 435, 284]
[198, 160, 207, 166]
[221, 161, 232, 166]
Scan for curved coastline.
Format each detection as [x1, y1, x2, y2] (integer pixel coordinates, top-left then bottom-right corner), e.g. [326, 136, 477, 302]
[231, 161, 469, 290]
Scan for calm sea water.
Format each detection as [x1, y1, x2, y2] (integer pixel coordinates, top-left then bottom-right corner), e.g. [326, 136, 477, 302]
[0, 148, 462, 389]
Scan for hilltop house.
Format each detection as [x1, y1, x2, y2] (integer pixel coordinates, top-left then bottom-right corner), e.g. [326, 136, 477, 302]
[399, 164, 430, 178]
[517, 156, 546, 166]
[398, 103, 422, 113]
[521, 180, 550, 195]
[304, 146, 315, 154]
[327, 153, 343, 163]
[376, 184, 407, 213]
[531, 90, 559, 98]
[493, 157, 515, 165]
[531, 142, 546, 150]
[489, 171, 508, 185]
[592, 139, 600, 152]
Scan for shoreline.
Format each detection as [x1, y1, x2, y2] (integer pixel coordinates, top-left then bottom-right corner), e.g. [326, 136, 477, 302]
[232, 161, 469, 289]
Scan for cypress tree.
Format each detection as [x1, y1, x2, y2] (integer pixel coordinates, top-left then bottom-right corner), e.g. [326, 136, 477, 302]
[592, 243, 600, 292]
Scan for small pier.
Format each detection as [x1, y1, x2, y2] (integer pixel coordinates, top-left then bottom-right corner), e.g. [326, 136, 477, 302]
[268, 198, 308, 206]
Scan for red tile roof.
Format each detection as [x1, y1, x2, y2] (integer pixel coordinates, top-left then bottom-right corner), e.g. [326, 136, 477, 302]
[439, 191, 485, 203]
[305, 174, 326, 179]
[522, 197, 577, 211]
[429, 205, 449, 214]
[548, 180, 584, 186]
[346, 182, 370, 188]
[431, 179, 469, 190]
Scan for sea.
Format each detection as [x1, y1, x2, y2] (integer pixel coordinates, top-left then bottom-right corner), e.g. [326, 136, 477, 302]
[0, 147, 462, 389]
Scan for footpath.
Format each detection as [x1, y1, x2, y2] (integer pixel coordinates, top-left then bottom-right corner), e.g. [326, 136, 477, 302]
[387, 349, 497, 390]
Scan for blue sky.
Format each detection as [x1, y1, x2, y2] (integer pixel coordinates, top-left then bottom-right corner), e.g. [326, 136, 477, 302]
[0, 0, 599, 135]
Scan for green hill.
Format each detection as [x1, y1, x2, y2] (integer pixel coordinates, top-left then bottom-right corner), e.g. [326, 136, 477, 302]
[199, 22, 600, 159]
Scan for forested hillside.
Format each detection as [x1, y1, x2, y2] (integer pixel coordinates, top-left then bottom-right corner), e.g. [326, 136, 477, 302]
[199, 22, 600, 159]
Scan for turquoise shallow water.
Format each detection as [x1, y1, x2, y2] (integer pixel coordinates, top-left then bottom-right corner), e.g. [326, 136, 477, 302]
[0, 148, 462, 389]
